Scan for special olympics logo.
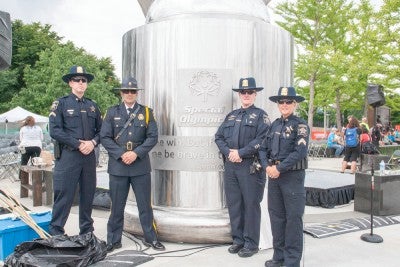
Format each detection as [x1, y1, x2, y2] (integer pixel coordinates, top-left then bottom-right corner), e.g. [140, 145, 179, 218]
[189, 71, 221, 102]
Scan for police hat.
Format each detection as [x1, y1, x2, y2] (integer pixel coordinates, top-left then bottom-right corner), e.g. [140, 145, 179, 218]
[114, 77, 144, 90]
[232, 77, 263, 92]
[269, 86, 305, 103]
[62, 65, 94, 83]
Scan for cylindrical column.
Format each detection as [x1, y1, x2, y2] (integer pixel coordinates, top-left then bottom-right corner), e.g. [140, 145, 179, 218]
[122, 1, 292, 243]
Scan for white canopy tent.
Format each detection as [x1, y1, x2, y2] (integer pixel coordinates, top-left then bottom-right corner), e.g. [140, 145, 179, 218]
[0, 106, 49, 134]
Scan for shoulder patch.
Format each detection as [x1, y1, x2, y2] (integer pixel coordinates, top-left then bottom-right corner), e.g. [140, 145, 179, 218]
[50, 101, 59, 111]
[298, 124, 308, 137]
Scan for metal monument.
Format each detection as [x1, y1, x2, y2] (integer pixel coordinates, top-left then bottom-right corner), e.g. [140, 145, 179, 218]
[0, 11, 12, 70]
[122, 0, 293, 243]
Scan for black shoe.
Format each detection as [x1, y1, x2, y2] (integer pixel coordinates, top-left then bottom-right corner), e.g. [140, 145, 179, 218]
[228, 243, 244, 254]
[238, 247, 258, 258]
[143, 240, 166, 251]
[106, 242, 122, 252]
[265, 259, 284, 267]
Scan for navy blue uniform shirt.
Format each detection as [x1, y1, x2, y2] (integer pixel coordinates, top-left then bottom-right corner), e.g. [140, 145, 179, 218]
[259, 114, 309, 172]
[215, 105, 270, 159]
[49, 93, 102, 148]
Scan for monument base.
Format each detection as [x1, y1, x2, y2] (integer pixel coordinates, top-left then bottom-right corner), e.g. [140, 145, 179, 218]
[123, 202, 232, 244]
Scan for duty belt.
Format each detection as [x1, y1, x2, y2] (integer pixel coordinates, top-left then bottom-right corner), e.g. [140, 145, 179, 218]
[270, 160, 281, 165]
[122, 141, 141, 151]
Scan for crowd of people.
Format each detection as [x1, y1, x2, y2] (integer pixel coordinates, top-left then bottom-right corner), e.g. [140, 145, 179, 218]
[29, 66, 310, 267]
[325, 115, 399, 174]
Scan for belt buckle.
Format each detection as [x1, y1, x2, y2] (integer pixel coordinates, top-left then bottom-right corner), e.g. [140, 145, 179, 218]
[126, 141, 133, 151]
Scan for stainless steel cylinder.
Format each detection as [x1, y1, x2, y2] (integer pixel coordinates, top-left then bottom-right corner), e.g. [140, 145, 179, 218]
[122, 0, 292, 243]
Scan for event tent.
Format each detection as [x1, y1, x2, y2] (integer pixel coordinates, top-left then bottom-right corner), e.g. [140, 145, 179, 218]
[0, 106, 48, 134]
[0, 106, 48, 123]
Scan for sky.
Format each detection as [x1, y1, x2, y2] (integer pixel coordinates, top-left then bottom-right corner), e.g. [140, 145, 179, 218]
[0, 0, 382, 80]
[0, 0, 146, 79]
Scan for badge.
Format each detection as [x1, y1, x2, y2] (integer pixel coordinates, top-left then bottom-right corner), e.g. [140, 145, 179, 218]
[90, 106, 96, 112]
[51, 101, 59, 111]
[67, 109, 75, 115]
[298, 124, 308, 137]
[138, 114, 144, 120]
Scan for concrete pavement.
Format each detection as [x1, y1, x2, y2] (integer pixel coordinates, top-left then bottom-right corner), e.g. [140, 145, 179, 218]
[1, 157, 399, 266]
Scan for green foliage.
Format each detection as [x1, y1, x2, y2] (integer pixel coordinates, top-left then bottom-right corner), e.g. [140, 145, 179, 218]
[274, 0, 400, 128]
[1, 20, 120, 116]
[9, 43, 119, 115]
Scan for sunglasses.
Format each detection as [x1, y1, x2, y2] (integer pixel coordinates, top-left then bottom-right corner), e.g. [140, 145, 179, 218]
[278, 99, 295, 105]
[121, 90, 138, 94]
[71, 77, 88, 83]
[239, 90, 256, 95]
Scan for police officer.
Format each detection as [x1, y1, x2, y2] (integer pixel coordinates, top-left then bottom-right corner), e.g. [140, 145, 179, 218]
[259, 87, 309, 267]
[100, 77, 165, 252]
[215, 77, 270, 258]
[49, 66, 102, 236]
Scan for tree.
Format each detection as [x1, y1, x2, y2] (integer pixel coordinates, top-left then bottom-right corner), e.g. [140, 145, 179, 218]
[274, 0, 355, 129]
[0, 20, 62, 112]
[9, 42, 119, 115]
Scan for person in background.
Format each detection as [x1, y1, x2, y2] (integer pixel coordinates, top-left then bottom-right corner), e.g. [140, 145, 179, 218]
[48, 65, 102, 236]
[100, 77, 165, 252]
[215, 77, 270, 258]
[326, 127, 344, 157]
[360, 125, 371, 145]
[259, 86, 309, 267]
[341, 116, 361, 174]
[360, 116, 369, 132]
[19, 116, 43, 165]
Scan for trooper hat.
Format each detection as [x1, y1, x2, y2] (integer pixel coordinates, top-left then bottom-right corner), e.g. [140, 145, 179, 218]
[62, 65, 94, 83]
[232, 77, 264, 92]
[269, 86, 305, 103]
[114, 77, 144, 90]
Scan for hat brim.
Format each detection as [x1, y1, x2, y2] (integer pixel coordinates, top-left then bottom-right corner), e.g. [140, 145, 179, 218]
[62, 73, 94, 83]
[232, 87, 264, 92]
[269, 95, 305, 103]
[114, 87, 144, 90]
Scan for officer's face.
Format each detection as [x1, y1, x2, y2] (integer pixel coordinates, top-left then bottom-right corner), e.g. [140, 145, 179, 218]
[69, 76, 88, 97]
[277, 99, 296, 118]
[239, 90, 256, 108]
[121, 89, 138, 106]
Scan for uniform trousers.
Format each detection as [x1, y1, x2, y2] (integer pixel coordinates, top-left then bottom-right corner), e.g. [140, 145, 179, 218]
[224, 159, 265, 250]
[268, 169, 305, 267]
[107, 173, 157, 244]
[49, 149, 96, 235]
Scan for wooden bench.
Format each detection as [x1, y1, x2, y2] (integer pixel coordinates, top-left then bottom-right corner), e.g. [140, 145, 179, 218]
[20, 165, 53, 207]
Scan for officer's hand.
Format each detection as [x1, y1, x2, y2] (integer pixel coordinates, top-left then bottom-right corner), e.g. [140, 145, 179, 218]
[266, 165, 280, 179]
[121, 151, 138, 165]
[228, 149, 242, 163]
[79, 140, 94, 155]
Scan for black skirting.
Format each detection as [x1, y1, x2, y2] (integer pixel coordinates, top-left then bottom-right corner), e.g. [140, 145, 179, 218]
[306, 185, 354, 209]
[305, 169, 355, 208]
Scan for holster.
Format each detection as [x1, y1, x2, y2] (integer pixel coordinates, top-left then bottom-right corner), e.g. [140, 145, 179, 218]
[250, 155, 262, 174]
[52, 139, 62, 159]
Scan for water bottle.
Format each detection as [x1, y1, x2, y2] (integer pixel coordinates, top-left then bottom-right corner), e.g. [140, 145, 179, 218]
[379, 160, 385, 175]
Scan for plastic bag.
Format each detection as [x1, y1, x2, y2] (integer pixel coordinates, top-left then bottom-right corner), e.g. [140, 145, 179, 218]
[5, 232, 107, 267]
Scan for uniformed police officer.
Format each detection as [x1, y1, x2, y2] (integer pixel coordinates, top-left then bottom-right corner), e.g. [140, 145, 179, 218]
[259, 87, 309, 267]
[215, 77, 270, 258]
[49, 66, 102, 236]
[100, 77, 165, 252]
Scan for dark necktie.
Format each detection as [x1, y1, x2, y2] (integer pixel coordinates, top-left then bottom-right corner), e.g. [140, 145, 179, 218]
[80, 100, 90, 140]
[232, 110, 244, 149]
[128, 108, 133, 116]
[271, 119, 284, 159]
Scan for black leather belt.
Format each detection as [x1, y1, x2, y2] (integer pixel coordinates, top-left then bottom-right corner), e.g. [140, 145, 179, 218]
[121, 141, 141, 151]
[270, 160, 281, 165]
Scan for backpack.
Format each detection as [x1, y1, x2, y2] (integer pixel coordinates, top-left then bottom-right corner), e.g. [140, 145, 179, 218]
[361, 141, 379, 154]
[345, 127, 358, 147]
